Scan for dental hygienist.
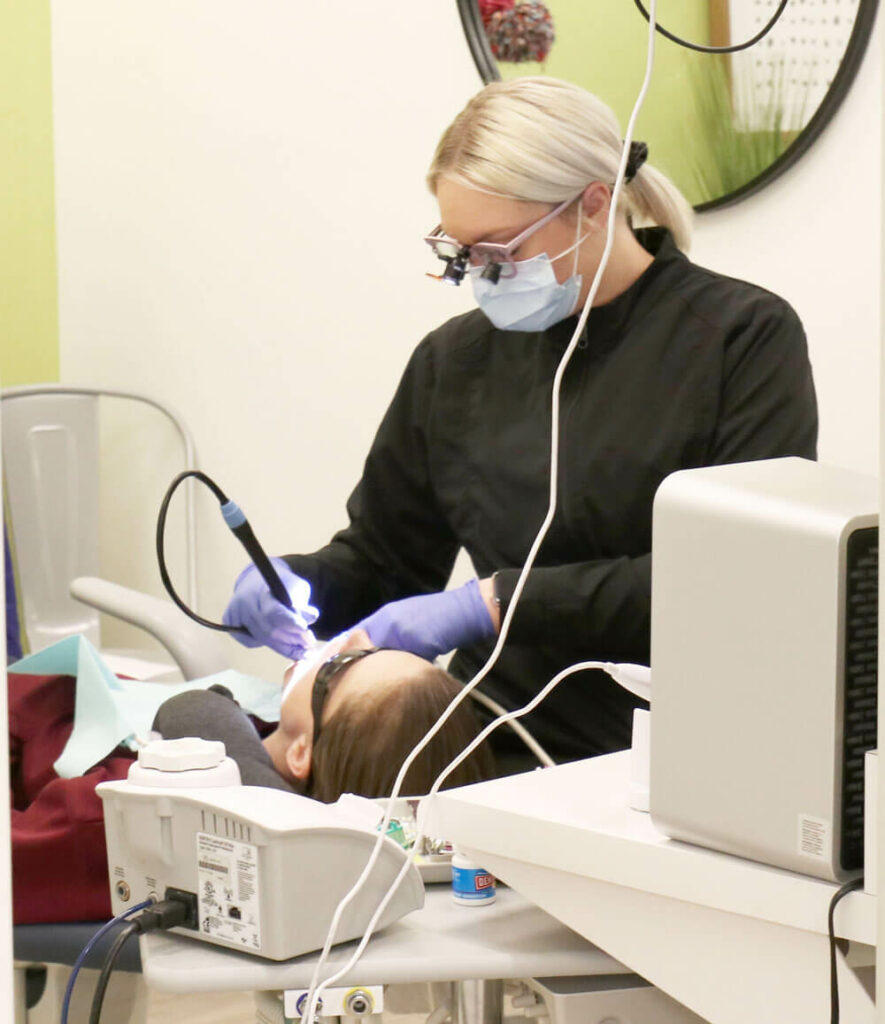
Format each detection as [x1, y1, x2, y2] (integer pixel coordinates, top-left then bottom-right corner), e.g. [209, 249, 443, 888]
[224, 77, 817, 771]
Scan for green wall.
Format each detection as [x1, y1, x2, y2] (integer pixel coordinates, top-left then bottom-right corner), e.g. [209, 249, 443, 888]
[0, 0, 59, 387]
[497, 0, 713, 204]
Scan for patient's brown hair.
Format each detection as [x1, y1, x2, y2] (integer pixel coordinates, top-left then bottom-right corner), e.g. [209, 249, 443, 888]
[308, 665, 494, 803]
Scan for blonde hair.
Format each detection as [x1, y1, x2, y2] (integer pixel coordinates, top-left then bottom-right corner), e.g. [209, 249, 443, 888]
[427, 77, 693, 252]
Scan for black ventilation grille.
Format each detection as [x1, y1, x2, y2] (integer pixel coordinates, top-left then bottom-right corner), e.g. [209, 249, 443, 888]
[840, 526, 878, 871]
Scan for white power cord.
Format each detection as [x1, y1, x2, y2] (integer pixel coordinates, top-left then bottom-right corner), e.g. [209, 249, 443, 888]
[469, 666, 652, 766]
[304, 4, 660, 1018]
[468, 686, 555, 767]
[307, 658, 633, 1023]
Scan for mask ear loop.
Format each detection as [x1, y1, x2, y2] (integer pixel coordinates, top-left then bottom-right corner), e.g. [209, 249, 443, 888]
[569, 196, 590, 329]
[545, 197, 593, 270]
[572, 196, 583, 278]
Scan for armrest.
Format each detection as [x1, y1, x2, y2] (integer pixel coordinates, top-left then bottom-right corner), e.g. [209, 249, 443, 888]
[70, 576, 230, 680]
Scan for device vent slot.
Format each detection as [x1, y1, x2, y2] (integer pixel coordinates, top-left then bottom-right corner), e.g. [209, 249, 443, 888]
[840, 526, 878, 871]
[205, 816, 249, 843]
[221, 816, 246, 840]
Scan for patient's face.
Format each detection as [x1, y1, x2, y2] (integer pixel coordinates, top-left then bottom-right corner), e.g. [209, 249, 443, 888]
[279, 630, 428, 742]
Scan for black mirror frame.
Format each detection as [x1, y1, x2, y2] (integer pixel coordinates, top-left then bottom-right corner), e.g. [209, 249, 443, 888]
[456, 0, 879, 212]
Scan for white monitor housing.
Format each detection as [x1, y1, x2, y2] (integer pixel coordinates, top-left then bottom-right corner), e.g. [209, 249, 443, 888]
[650, 457, 877, 882]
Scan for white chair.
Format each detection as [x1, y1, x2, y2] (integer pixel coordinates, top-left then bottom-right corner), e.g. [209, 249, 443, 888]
[3, 385, 233, 1024]
[2, 384, 227, 681]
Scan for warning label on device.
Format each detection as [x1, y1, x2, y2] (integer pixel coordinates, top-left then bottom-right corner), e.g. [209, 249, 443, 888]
[196, 832, 261, 951]
[798, 815, 830, 860]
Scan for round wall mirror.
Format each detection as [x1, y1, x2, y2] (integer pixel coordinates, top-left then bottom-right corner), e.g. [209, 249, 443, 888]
[457, 0, 878, 210]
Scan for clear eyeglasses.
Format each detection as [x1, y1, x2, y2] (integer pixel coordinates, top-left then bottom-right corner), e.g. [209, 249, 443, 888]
[424, 196, 576, 285]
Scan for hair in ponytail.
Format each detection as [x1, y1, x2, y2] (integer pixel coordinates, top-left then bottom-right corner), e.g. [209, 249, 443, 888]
[428, 77, 693, 251]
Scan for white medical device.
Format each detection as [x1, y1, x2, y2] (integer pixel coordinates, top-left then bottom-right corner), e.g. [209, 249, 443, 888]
[650, 457, 878, 882]
[97, 738, 424, 960]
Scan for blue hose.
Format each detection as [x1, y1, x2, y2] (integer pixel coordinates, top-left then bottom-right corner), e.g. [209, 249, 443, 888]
[60, 898, 153, 1024]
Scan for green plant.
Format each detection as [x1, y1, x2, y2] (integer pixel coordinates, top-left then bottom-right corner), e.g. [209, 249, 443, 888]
[682, 54, 806, 206]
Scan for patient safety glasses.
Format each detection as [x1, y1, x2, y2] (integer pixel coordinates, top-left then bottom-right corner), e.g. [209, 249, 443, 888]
[424, 195, 576, 286]
[311, 647, 381, 749]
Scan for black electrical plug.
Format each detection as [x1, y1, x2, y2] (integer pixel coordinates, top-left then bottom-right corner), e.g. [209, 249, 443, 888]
[136, 898, 192, 933]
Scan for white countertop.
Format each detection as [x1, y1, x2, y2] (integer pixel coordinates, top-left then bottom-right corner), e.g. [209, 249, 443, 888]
[140, 884, 628, 993]
[423, 751, 876, 946]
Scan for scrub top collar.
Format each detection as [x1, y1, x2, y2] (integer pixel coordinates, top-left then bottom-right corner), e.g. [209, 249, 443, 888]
[549, 226, 685, 351]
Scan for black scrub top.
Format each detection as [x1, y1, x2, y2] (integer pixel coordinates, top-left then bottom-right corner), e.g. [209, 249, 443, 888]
[286, 228, 818, 763]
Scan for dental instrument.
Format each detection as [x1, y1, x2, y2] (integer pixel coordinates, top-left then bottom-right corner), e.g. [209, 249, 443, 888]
[97, 737, 424, 961]
[156, 469, 309, 639]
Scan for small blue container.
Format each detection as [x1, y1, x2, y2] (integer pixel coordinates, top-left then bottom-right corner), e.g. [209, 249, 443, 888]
[451, 852, 496, 906]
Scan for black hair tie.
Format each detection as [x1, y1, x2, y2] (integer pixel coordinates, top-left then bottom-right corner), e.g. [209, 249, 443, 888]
[624, 140, 648, 183]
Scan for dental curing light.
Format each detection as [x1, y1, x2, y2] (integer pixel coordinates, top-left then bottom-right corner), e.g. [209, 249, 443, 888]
[156, 469, 293, 635]
[98, 738, 423, 960]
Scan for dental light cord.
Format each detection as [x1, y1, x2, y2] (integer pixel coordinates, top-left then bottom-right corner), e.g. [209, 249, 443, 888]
[468, 663, 651, 766]
[87, 922, 141, 1024]
[61, 901, 191, 1019]
[306, 660, 624, 1018]
[157, 469, 294, 633]
[302, 4, 661, 1020]
[468, 686, 554, 767]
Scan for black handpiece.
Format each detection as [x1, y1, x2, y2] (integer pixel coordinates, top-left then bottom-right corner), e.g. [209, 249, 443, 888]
[157, 470, 293, 634]
[219, 500, 293, 609]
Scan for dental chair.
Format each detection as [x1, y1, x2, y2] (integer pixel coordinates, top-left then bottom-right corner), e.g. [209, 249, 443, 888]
[5, 386, 560, 1022]
[2, 384, 228, 680]
[4, 385, 229, 1024]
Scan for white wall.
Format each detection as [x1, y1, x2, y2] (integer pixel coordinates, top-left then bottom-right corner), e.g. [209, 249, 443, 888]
[52, 1, 481, 679]
[691, 18, 882, 478]
[52, 2, 881, 680]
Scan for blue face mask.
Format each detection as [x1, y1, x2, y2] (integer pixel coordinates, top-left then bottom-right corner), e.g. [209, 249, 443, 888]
[471, 257, 582, 332]
[469, 220, 591, 333]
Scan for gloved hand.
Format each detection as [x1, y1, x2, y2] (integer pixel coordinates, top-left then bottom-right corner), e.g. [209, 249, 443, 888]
[222, 557, 319, 660]
[356, 578, 496, 661]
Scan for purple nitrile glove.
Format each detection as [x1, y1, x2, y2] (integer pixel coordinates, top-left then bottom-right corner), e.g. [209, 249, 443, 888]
[222, 557, 319, 660]
[356, 578, 496, 661]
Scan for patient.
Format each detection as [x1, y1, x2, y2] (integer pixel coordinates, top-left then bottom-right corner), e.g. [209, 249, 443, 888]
[154, 628, 493, 800]
[9, 631, 493, 923]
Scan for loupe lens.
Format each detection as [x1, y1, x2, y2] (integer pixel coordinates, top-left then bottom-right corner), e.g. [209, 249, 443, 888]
[441, 258, 467, 285]
[432, 239, 461, 260]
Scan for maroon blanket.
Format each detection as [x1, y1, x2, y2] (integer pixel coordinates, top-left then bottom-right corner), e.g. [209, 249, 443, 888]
[8, 672, 134, 923]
